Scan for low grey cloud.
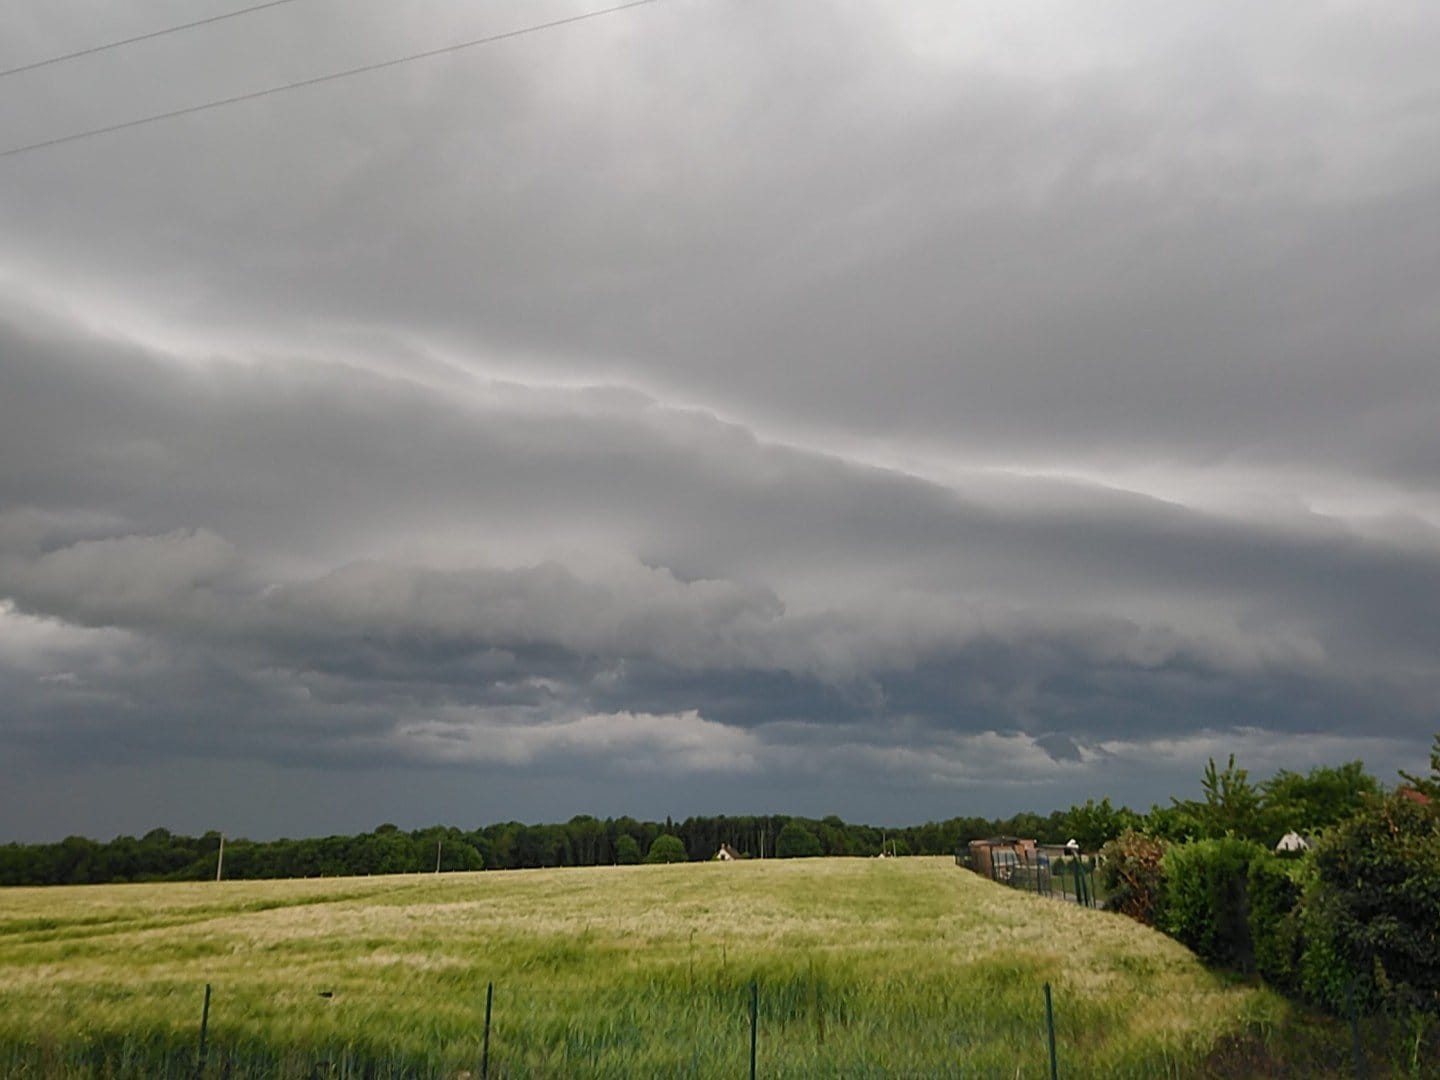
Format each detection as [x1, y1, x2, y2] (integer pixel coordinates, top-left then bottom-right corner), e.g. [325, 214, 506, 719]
[1, 1, 1437, 838]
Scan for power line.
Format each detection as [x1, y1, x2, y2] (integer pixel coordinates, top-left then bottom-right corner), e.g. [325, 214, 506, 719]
[0, 0, 663, 161]
[0, 0, 308, 80]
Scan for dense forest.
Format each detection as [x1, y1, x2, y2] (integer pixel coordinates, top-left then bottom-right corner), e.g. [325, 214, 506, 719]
[0, 754, 1395, 886]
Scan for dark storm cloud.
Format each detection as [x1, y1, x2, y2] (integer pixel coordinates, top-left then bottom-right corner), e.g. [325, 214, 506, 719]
[5, 1, 1439, 485]
[1, 1, 1438, 836]
[1, 312, 1436, 820]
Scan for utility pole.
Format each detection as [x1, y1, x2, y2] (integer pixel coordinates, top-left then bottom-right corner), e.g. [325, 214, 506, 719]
[215, 834, 225, 882]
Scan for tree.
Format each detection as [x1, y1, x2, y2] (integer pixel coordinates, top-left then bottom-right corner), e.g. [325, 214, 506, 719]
[1199, 755, 1266, 840]
[1262, 761, 1381, 837]
[1061, 798, 1140, 851]
[614, 834, 642, 865]
[644, 834, 687, 864]
[1400, 733, 1440, 802]
[1157, 756, 1266, 842]
[775, 822, 822, 858]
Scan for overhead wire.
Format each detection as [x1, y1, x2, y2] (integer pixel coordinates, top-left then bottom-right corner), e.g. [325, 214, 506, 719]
[0, 0, 308, 80]
[0, 0, 663, 161]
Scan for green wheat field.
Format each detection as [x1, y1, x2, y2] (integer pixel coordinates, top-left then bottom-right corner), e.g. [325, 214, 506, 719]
[0, 856, 1286, 1077]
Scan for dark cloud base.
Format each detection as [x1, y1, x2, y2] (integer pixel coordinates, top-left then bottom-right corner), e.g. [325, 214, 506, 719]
[1, 309, 1435, 839]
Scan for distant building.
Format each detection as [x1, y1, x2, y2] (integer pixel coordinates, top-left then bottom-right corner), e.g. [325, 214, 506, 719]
[967, 837, 1037, 880]
[1275, 831, 1310, 853]
[1398, 786, 1434, 808]
[713, 843, 743, 861]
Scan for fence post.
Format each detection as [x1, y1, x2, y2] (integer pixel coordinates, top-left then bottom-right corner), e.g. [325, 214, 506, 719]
[482, 981, 494, 1079]
[194, 982, 211, 1080]
[1044, 982, 1058, 1080]
[749, 979, 759, 1080]
[1345, 979, 1365, 1078]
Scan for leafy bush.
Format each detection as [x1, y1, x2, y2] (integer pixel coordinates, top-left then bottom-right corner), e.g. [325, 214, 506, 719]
[644, 834, 687, 864]
[1099, 829, 1167, 925]
[1248, 852, 1304, 991]
[1160, 837, 1264, 970]
[614, 834, 642, 865]
[1298, 793, 1440, 1016]
[775, 822, 823, 858]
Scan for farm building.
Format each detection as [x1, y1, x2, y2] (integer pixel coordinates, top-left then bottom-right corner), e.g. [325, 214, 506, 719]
[713, 843, 743, 861]
[966, 837, 1037, 880]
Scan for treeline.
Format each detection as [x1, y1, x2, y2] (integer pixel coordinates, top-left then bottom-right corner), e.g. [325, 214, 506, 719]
[2, 808, 1086, 887]
[0, 753, 1413, 888]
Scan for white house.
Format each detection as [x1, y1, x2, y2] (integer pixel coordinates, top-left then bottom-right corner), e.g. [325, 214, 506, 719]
[1275, 831, 1310, 853]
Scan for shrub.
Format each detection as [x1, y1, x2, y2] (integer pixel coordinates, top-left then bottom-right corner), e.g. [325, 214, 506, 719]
[1099, 829, 1167, 925]
[1248, 852, 1304, 991]
[1298, 793, 1440, 1015]
[644, 834, 687, 864]
[775, 822, 823, 858]
[1160, 837, 1264, 970]
[614, 835, 641, 865]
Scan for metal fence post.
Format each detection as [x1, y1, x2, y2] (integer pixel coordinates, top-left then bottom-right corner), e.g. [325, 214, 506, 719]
[1346, 979, 1365, 1078]
[194, 982, 211, 1080]
[482, 981, 494, 1079]
[749, 979, 759, 1080]
[1044, 982, 1058, 1080]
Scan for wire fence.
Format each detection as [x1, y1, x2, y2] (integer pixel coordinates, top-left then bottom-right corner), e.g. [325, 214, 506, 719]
[2, 975, 1086, 1079]
[955, 842, 1102, 908]
[5, 930, 1404, 1076]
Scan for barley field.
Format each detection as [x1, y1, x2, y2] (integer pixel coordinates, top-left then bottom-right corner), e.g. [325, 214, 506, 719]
[0, 856, 1282, 1077]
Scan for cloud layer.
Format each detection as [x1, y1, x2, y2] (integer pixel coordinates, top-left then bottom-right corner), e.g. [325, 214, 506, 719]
[1, 1, 1437, 837]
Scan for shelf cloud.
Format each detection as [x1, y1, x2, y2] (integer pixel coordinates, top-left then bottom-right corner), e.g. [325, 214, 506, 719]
[1, 0, 1437, 837]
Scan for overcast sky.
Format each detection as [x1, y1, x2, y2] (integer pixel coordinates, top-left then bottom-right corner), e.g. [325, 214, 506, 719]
[2, 0, 1438, 842]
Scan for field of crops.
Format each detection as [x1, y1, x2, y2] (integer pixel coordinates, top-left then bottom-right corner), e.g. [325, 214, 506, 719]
[0, 856, 1283, 1077]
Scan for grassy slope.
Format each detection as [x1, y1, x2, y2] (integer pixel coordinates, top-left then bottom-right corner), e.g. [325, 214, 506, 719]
[0, 856, 1283, 1077]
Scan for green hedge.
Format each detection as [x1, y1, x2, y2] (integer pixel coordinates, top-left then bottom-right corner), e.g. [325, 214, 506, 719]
[1247, 852, 1304, 992]
[1298, 795, 1440, 1015]
[1160, 837, 1264, 970]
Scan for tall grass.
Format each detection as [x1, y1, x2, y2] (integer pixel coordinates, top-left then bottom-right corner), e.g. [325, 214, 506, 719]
[0, 857, 1283, 1076]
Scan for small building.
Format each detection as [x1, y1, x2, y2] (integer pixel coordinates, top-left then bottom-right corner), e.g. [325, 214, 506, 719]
[713, 843, 743, 861]
[967, 837, 1037, 880]
[1275, 831, 1310, 854]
